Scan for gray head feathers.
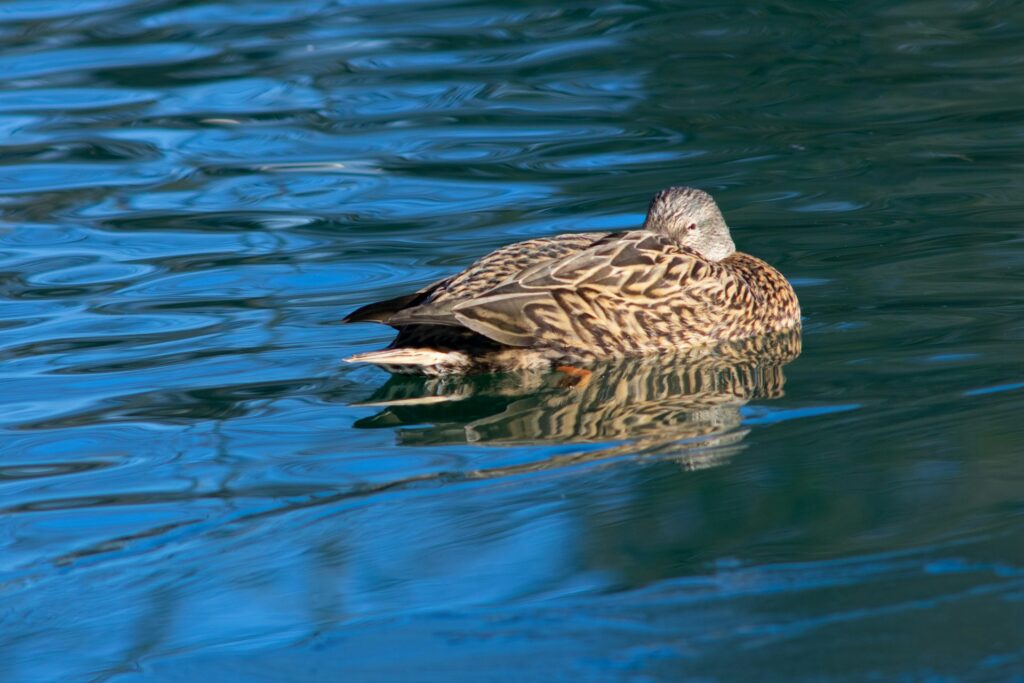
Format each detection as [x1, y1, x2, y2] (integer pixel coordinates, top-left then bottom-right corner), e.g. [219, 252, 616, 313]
[642, 186, 736, 261]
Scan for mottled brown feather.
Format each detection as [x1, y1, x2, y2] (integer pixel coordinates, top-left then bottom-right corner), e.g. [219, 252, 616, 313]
[450, 232, 759, 356]
[383, 231, 612, 330]
[343, 193, 801, 374]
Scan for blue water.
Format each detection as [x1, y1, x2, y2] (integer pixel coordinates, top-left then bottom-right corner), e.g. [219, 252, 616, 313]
[2, 1, 1024, 681]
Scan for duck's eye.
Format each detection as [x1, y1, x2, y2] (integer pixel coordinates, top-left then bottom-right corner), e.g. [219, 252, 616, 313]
[687, 223, 697, 231]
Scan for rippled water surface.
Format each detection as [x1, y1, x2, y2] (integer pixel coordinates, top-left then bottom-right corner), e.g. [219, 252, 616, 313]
[2, 1, 1024, 681]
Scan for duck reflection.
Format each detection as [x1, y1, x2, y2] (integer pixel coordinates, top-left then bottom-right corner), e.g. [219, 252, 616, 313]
[354, 329, 801, 468]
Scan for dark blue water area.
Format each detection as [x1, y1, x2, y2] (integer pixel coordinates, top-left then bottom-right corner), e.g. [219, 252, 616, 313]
[1, 1, 1024, 681]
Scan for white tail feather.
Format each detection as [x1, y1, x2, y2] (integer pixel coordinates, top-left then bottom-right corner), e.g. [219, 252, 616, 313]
[344, 348, 469, 369]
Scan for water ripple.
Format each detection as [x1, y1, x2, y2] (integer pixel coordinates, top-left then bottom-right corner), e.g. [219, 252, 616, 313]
[1, 0, 1023, 679]
[0, 162, 182, 196]
[0, 0, 143, 24]
[0, 43, 219, 81]
[0, 87, 158, 112]
[152, 78, 325, 117]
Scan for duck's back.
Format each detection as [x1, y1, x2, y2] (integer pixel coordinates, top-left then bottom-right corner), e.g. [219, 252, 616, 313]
[423, 231, 611, 305]
[405, 233, 800, 356]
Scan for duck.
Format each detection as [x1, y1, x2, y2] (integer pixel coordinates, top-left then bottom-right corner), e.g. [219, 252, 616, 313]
[342, 186, 800, 375]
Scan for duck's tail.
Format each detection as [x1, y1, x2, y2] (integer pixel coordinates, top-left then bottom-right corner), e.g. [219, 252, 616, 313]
[344, 348, 471, 375]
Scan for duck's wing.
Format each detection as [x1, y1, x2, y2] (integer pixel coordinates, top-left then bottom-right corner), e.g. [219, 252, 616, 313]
[355, 232, 612, 328]
[442, 231, 748, 353]
[342, 285, 447, 324]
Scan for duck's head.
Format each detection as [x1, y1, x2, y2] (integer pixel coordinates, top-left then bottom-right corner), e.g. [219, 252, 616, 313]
[642, 186, 736, 261]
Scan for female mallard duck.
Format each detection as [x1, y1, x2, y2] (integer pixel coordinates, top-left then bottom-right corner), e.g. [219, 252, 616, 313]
[343, 186, 800, 375]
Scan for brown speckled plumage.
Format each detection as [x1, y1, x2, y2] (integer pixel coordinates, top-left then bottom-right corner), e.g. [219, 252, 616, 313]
[344, 187, 800, 374]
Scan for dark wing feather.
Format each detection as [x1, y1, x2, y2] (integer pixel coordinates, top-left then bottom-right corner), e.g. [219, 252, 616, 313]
[342, 286, 443, 324]
[450, 231, 747, 354]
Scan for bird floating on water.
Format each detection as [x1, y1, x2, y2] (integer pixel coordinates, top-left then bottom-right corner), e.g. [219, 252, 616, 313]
[343, 186, 800, 375]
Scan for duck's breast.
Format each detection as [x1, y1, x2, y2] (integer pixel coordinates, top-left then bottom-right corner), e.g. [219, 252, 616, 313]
[719, 252, 801, 336]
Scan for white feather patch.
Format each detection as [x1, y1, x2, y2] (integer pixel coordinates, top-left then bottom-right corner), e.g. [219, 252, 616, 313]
[344, 348, 469, 367]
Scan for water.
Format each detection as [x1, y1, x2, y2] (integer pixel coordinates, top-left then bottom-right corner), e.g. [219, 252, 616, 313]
[2, 1, 1023, 680]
